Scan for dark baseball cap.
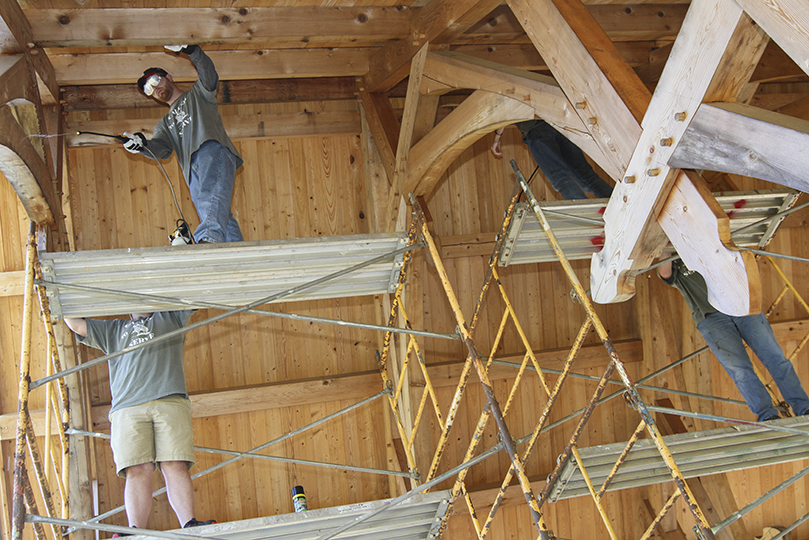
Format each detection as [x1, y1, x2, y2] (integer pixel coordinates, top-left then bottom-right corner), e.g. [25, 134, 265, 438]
[137, 68, 168, 95]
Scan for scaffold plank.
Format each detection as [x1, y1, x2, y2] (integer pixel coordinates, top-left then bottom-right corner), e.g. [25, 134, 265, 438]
[38, 233, 408, 319]
[499, 190, 799, 266]
[549, 416, 809, 502]
[125, 490, 451, 540]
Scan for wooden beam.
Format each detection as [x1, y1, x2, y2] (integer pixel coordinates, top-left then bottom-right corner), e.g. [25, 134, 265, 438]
[383, 43, 430, 231]
[671, 102, 809, 193]
[507, 0, 646, 181]
[28, 7, 412, 47]
[0, 105, 54, 223]
[462, 3, 687, 43]
[0, 338, 640, 440]
[582, 4, 686, 42]
[703, 12, 769, 103]
[590, 0, 758, 310]
[658, 171, 761, 316]
[364, 0, 502, 92]
[50, 49, 373, 85]
[776, 94, 809, 121]
[0, 55, 37, 106]
[66, 110, 361, 147]
[62, 77, 359, 111]
[735, 0, 809, 80]
[0, 0, 58, 103]
[403, 90, 534, 197]
[421, 51, 618, 179]
[91, 371, 385, 432]
[454, 41, 660, 73]
[750, 41, 807, 84]
[50, 41, 668, 89]
[357, 90, 399, 182]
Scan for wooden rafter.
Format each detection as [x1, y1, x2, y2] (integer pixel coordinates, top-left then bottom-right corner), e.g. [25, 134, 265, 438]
[505, 0, 769, 315]
[27, 7, 413, 48]
[735, 0, 809, 80]
[358, 90, 399, 184]
[589, 0, 766, 314]
[62, 77, 359, 111]
[0, 0, 57, 103]
[508, 0, 645, 179]
[383, 43, 430, 231]
[363, 0, 502, 93]
[51, 49, 374, 85]
[672, 102, 809, 193]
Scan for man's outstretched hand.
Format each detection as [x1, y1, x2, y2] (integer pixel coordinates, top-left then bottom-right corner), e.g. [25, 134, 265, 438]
[122, 132, 146, 154]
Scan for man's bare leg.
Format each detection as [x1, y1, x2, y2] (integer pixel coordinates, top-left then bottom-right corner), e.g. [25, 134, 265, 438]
[123, 463, 155, 528]
[160, 461, 195, 527]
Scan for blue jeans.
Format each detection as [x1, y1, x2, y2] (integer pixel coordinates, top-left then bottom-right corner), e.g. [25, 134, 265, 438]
[187, 141, 243, 243]
[524, 121, 613, 200]
[697, 311, 809, 421]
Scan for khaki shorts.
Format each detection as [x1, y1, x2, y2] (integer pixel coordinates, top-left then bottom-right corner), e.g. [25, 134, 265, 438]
[109, 395, 195, 477]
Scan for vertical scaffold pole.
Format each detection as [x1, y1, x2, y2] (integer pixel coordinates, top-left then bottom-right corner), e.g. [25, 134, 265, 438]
[409, 195, 551, 539]
[12, 222, 38, 540]
[510, 161, 716, 540]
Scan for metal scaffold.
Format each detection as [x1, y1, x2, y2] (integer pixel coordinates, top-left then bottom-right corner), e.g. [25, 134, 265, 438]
[11, 228, 456, 540]
[11, 162, 809, 540]
[398, 160, 809, 540]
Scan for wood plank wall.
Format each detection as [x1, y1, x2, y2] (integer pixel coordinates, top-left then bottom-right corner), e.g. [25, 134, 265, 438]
[2, 100, 809, 539]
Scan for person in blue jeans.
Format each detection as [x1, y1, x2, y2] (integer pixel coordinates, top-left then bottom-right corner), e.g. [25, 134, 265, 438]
[122, 45, 243, 244]
[660, 259, 809, 421]
[491, 120, 613, 200]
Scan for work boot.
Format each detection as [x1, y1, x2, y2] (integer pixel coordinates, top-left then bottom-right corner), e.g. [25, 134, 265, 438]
[184, 518, 216, 528]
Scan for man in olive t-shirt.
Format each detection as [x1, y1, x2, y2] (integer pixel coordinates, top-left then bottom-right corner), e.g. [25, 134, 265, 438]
[64, 312, 214, 532]
[659, 259, 809, 422]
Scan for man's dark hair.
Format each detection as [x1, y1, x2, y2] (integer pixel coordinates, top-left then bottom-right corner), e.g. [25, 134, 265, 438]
[137, 68, 169, 94]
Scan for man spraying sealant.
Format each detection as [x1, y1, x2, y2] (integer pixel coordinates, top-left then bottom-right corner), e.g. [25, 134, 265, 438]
[122, 45, 243, 245]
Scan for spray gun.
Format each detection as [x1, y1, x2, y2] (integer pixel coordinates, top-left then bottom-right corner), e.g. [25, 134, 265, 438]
[75, 131, 128, 142]
[76, 131, 195, 245]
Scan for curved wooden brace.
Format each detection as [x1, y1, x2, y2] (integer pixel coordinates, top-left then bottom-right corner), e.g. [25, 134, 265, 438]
[404, 90, 535, 198]
[0, 55, 38, 107]
[0, 106, 54, 223]
[421, 51, 620, 181]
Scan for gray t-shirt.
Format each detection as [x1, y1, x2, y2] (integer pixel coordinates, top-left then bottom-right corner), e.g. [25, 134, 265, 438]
[660, 260, 717, 325]
[144, 47, 242, 182]
[79, 311, 194, 413]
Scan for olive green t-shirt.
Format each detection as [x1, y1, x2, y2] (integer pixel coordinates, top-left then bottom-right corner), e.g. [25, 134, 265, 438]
[660, 260, 717, 325]
[79, 311, 193, 413]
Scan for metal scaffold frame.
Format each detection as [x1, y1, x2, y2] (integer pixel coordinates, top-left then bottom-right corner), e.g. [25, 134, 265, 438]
[412, 159, 809, 540]
[11, 225, 458, 540]
[11, 160, 809, 540]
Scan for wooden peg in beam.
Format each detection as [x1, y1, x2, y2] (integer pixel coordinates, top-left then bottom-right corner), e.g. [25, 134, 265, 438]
[657, 170, 761, 317]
